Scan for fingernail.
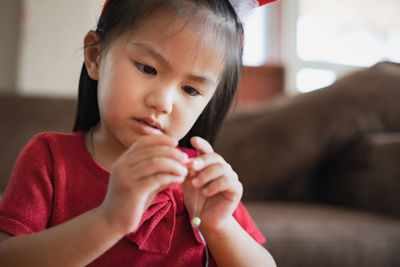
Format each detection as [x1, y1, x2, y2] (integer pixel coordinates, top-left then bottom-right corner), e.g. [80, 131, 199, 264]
[179, 166, 188, 176]
[182, 153, 189, 162]
[192, 159, 201, 169]
[192, 178, 199, 186]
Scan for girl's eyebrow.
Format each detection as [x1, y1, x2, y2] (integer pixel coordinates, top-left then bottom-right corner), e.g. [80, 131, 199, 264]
[131, 42, 217, 87]
[132, 42, 171, 69]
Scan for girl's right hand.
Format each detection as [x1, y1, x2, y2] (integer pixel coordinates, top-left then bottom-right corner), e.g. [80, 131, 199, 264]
[97, 135, 189, 236]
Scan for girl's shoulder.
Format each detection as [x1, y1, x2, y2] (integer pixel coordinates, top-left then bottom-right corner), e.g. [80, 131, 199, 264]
[20, 131, 88, 163]
[27, 131, 85, 150]
[31, 131, 84, 142]
[15, 130, 107, 180]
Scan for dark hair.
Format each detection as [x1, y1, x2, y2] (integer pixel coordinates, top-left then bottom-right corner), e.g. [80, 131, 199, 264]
[73, 0, 243, 147]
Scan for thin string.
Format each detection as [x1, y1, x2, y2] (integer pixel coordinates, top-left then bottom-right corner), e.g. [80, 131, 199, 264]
[193, 189, 199, 219]
[88, 126, 95, 159]
[197, 229, 209, 267]
[192, 189, 208, 267]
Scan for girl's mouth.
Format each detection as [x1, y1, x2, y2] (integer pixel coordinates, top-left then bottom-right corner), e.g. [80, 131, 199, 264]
[137, 120, 158, 129]
[132, 117, 163, 135]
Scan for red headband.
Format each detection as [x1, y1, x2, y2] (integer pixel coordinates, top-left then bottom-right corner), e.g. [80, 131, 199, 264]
[100, 0, 278, 19]
[258, 0, 278, 5]
[101, 0, 111, 16]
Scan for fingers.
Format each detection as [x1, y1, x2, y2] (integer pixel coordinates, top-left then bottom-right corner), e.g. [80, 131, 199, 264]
[131, 157, 189, 179]
[191, 169, 242, 202]
[189, 152, 224, 172]
[113, 154, 188, 181]
[202, 176, 242, 199]
[115, 135, 190, 178]
[128, 145, 190, 166]
[103, 135, 191, 234]
[187, 139, 241, 199]
[191, 162, 226, 186]
[129, 134, 178, 151]
[141, 173, 187, 192]
[191, 163, 238, 190]
[190, 136, 213, 154]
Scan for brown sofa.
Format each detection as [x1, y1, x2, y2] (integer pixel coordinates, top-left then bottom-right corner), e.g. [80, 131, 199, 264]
[1, 61, 400, 266]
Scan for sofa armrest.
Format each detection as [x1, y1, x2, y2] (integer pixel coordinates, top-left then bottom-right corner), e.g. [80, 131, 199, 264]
[0, 94, 76, 192]
[315, 132, 400, 217]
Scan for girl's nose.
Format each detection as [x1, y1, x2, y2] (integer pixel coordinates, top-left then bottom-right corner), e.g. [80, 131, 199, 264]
[144, 85, 174, 114]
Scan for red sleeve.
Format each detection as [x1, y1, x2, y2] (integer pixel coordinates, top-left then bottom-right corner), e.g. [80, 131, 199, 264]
[0, 133, 54, 236]
[233, 202, 266, 244]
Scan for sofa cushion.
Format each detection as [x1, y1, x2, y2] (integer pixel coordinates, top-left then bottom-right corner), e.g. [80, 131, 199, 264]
[215, 62, 400, 202]
[245, 202, 400, 267]
[315, 132, 400, 217]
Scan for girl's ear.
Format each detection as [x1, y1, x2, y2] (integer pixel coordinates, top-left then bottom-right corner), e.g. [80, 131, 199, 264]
[84, 31, 103, 81]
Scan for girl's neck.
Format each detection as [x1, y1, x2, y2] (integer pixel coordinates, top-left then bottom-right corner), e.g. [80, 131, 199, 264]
[86, 124, 126, 171]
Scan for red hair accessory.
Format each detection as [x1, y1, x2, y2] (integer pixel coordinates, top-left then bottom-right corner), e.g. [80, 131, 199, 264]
[229, 0, 278, 22]
[101, 0, 111, 16]
[258, 0, 278, 5]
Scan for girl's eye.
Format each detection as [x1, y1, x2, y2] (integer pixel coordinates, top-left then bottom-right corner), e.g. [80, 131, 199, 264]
[182, 85, 200, 96]
[135, 62, 157, 75]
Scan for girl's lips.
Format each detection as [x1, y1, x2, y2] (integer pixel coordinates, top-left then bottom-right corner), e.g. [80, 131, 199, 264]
[131, 119, 163, 135]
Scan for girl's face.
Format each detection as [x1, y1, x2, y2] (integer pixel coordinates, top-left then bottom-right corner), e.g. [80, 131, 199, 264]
[94, 15, 225, 150]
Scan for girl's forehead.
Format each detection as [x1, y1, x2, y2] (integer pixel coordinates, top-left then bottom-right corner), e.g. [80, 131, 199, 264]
[132, 13, 224, 56]
[119, 13, 227, 78]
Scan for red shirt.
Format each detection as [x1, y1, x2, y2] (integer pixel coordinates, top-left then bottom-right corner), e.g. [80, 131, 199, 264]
[0, 132, 265, 266]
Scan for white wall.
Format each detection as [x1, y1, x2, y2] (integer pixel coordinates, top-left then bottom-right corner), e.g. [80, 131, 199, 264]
[17, 0, 104, 97]
[0, 0, 21, 93]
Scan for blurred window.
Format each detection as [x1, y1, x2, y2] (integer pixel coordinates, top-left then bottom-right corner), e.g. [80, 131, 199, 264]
[296, 68, 336, 93]
[286, 0, 400, 93]
[298, 0, 400, 66]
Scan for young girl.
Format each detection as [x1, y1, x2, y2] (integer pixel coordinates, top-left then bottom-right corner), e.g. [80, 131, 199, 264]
[0, 0, 277, 266]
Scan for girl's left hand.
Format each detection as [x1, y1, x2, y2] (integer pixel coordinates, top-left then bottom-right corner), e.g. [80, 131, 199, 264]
[182, 136, 243, 232]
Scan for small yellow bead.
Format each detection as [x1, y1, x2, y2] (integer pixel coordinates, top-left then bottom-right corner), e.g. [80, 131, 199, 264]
[191, 217, 201, 228]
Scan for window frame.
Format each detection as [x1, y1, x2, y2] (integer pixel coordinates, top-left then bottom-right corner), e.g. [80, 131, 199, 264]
[280, 0, 363, 94]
